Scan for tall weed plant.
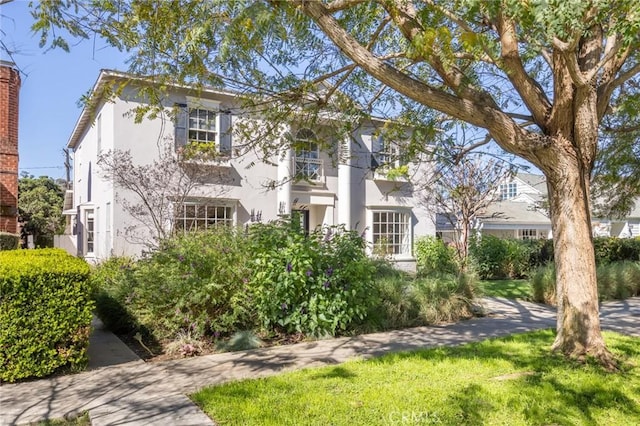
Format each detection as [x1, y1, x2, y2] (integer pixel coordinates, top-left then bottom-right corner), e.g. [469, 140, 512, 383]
[362, 263, 478, 331]
[531, 261, 640, 305]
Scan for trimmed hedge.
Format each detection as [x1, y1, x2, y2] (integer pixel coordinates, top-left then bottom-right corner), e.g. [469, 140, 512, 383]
[0, 249, 93, 382]
[0, 232, 19, 251]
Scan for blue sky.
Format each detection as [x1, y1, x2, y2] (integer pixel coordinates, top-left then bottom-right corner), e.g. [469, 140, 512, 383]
[1, 0, 127, 179]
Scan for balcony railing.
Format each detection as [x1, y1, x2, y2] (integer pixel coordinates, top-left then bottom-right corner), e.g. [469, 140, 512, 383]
[293, 156, 324, 183]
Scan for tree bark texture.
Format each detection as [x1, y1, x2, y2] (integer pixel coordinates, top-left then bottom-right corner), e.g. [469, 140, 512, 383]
[544, 150, 612, 365]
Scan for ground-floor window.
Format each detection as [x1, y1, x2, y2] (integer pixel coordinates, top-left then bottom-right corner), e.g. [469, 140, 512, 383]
[518, 228, 538, 240]
[372, 210, 411, 255]
[174, 201, 234, 232]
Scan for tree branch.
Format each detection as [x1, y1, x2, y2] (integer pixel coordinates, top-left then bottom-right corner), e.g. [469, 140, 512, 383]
[291, 0, 538, 157]
[325, 0, 368, 12]
[552, 36, 590, 87]
[497, 14, 552, 126]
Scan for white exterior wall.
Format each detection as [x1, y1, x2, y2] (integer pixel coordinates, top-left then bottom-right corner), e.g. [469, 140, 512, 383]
[62, 73, 436, 268]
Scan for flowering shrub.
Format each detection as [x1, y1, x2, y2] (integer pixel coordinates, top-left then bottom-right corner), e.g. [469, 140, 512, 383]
[249, 219, 375, 337]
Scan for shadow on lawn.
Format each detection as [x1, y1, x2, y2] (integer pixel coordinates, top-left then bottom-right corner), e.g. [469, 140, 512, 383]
[369, 330, 640, 425]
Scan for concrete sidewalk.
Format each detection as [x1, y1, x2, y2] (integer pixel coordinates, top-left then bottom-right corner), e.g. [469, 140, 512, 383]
[1, 297, 637, 425]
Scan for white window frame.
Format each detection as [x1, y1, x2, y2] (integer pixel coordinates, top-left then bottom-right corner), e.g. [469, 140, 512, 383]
[85, 209, 95, 255]
[182, 97, 232, 156]
[518, 228, 538, 240]
[188, 107, 217, 144]
[500, 183, 517, 200]
[293, 128, 323, 182]
[370, 209, 412, 257]
[373, 135, 402, 170]
[174, 199, 236, 233]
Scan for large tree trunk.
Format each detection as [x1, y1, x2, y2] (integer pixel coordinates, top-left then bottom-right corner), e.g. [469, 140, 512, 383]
[545, 154, 616, 368]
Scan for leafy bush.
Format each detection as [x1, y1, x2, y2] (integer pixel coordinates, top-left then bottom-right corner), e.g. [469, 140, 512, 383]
[90, 257, 139, 334]
[593, 237, 640, 264]
[0, 249, 93, 382]
[415, 236, 458, 275]
[531, 261, 640, 305]
[92, 228, 255, 341]
[249, 220, 375, 337]
[0, 232, 19, 250]
[91, 219, 377, 342]
[469, 236, 531, 279]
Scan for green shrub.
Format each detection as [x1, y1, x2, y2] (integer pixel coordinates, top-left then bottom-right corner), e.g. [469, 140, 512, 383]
[525, 238, 554, 269]
[249, 220, 375, 337]
[469, 236, 531, 279]
[0, 232, 19, 250]
[90, 257, 139, 334]
[531, 261, 640, 305]
[530, 263, 556, 304]
[91, 228, 256, 341]
[0, 249, 93, 382]
[594, 237, 640, 265]
[415, 236, 458, 275]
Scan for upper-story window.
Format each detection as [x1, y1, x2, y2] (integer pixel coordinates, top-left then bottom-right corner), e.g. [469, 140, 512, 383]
[294, 129, 322, 181]
[371, 135, 401, 170]
[189, 108, 217, 143]
[500, 182, 517, 200]
[175, 98, 232, 157]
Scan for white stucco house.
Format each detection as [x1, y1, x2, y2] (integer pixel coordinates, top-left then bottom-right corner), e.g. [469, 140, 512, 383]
[436, 172, 640, 241]
[55, 70, 435, 271]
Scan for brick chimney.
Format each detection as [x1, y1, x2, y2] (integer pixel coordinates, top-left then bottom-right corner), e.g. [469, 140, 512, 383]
[0, 61, 20, 234]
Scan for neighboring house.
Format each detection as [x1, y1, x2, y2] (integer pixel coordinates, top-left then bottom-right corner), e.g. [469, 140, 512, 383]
[55, 70, 435, 271]
[437, 172, 640, 241]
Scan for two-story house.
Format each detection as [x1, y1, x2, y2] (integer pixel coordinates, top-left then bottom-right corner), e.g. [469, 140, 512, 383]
[55, 70, 435, 271]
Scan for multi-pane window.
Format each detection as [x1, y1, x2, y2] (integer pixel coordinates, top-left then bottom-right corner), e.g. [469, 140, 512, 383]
[85, 210, 95, 253]
[372, 136, 401, 169]
[294, 129, 322, 181]
[518, 228, 537, 240]
[500, 183, 517, 200]
[372, 211, 411, 255]
[189, 108, 217, 143]
[174, 201, 234, 232]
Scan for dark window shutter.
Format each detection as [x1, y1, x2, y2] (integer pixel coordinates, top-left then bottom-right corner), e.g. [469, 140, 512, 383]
[219, 111, 232, 155]
[174, 103, 188, 150]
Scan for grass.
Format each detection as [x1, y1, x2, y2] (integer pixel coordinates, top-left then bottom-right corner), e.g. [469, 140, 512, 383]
[480, 279, 531, 299]
[191, 330, 640, 425]
[30, 413, 90, 425]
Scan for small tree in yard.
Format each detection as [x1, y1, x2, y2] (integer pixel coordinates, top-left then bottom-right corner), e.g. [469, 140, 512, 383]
[18, 174, 65, 247]
[98, 140, 230, 248]
[30, 0, 640, 366]
[421, 151, 514, 268]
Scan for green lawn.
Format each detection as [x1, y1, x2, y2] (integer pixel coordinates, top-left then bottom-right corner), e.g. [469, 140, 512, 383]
[191, 331, 640, 425]
[480, 279, 531, 299]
